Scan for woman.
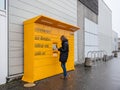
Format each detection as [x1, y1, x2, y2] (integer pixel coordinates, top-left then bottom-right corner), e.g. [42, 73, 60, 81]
[58, 35, 69, 79]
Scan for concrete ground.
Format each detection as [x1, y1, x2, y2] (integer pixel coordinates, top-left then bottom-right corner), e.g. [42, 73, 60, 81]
[0, 54, 120, 90]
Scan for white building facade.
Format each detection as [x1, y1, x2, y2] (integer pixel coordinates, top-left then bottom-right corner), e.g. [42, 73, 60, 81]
[77, 0, 98, 63]
[98, 0, 113, 56]
[118, 38, 120, 50]
[112, 31, 118, 51]
[0, 0, 8, 84]
[85, 18, 98, 57]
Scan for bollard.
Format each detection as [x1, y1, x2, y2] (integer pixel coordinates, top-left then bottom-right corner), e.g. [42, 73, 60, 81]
[114, 52, 118, 57]
[103, 55, 107, 61]
[84, 58, 92, 67]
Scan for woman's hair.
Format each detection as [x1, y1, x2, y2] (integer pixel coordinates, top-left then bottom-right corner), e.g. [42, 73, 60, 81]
[60, 35, 68, 41]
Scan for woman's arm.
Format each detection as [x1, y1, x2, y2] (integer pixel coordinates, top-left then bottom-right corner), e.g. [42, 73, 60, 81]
[58, 42, 68, 52]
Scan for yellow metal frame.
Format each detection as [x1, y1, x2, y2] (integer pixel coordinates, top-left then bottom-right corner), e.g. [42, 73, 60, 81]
[22, 15, 80, 83]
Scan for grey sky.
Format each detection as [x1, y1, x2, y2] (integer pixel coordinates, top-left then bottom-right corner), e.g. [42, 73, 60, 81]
[103, 0, 120, 37]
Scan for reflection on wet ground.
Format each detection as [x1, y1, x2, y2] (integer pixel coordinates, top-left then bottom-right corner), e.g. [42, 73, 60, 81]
[0, 54, 120, 90]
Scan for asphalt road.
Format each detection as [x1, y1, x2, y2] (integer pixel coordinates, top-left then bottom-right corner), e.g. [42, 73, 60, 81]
[0, 54, 120, 90]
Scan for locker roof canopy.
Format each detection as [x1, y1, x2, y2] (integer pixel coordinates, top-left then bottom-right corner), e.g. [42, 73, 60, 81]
[24, 15, 80, 32]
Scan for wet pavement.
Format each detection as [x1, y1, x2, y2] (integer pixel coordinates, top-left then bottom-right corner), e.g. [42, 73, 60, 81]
[0, 54, 120, 90]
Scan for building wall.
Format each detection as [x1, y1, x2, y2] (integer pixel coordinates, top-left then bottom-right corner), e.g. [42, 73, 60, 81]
[0, 10, 7, 84]
[0, 0, 8, 84]
[118, 38, 120, 50]
[79, 0, 98, 15]
[85, 18, 98, 57]
[98, 0, 112, 55]
[77, 1, 98, 64]
[8, 0, 78, 76]
[112, 31, 118, 51]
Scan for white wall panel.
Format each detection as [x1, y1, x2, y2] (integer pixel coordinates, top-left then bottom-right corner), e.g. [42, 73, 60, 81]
[85, 18, 98, 57]
[112, 31, 118, 51]
[9, 41, 23, 48]
[0, 10, 7, 84]
[9, 32, 23, 41]
[9, 0, 77, 76]
[98, 0, 112, 55]
[9, 66, 23, 75]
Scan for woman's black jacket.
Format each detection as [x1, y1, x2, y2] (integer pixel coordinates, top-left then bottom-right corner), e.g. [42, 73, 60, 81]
[58, 40, 69, 63]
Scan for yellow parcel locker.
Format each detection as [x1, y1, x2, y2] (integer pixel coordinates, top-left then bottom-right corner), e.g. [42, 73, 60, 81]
[22, 15, 80, 83]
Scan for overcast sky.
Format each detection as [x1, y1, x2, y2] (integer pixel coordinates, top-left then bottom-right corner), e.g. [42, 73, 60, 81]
[103, 0, 120, 37]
